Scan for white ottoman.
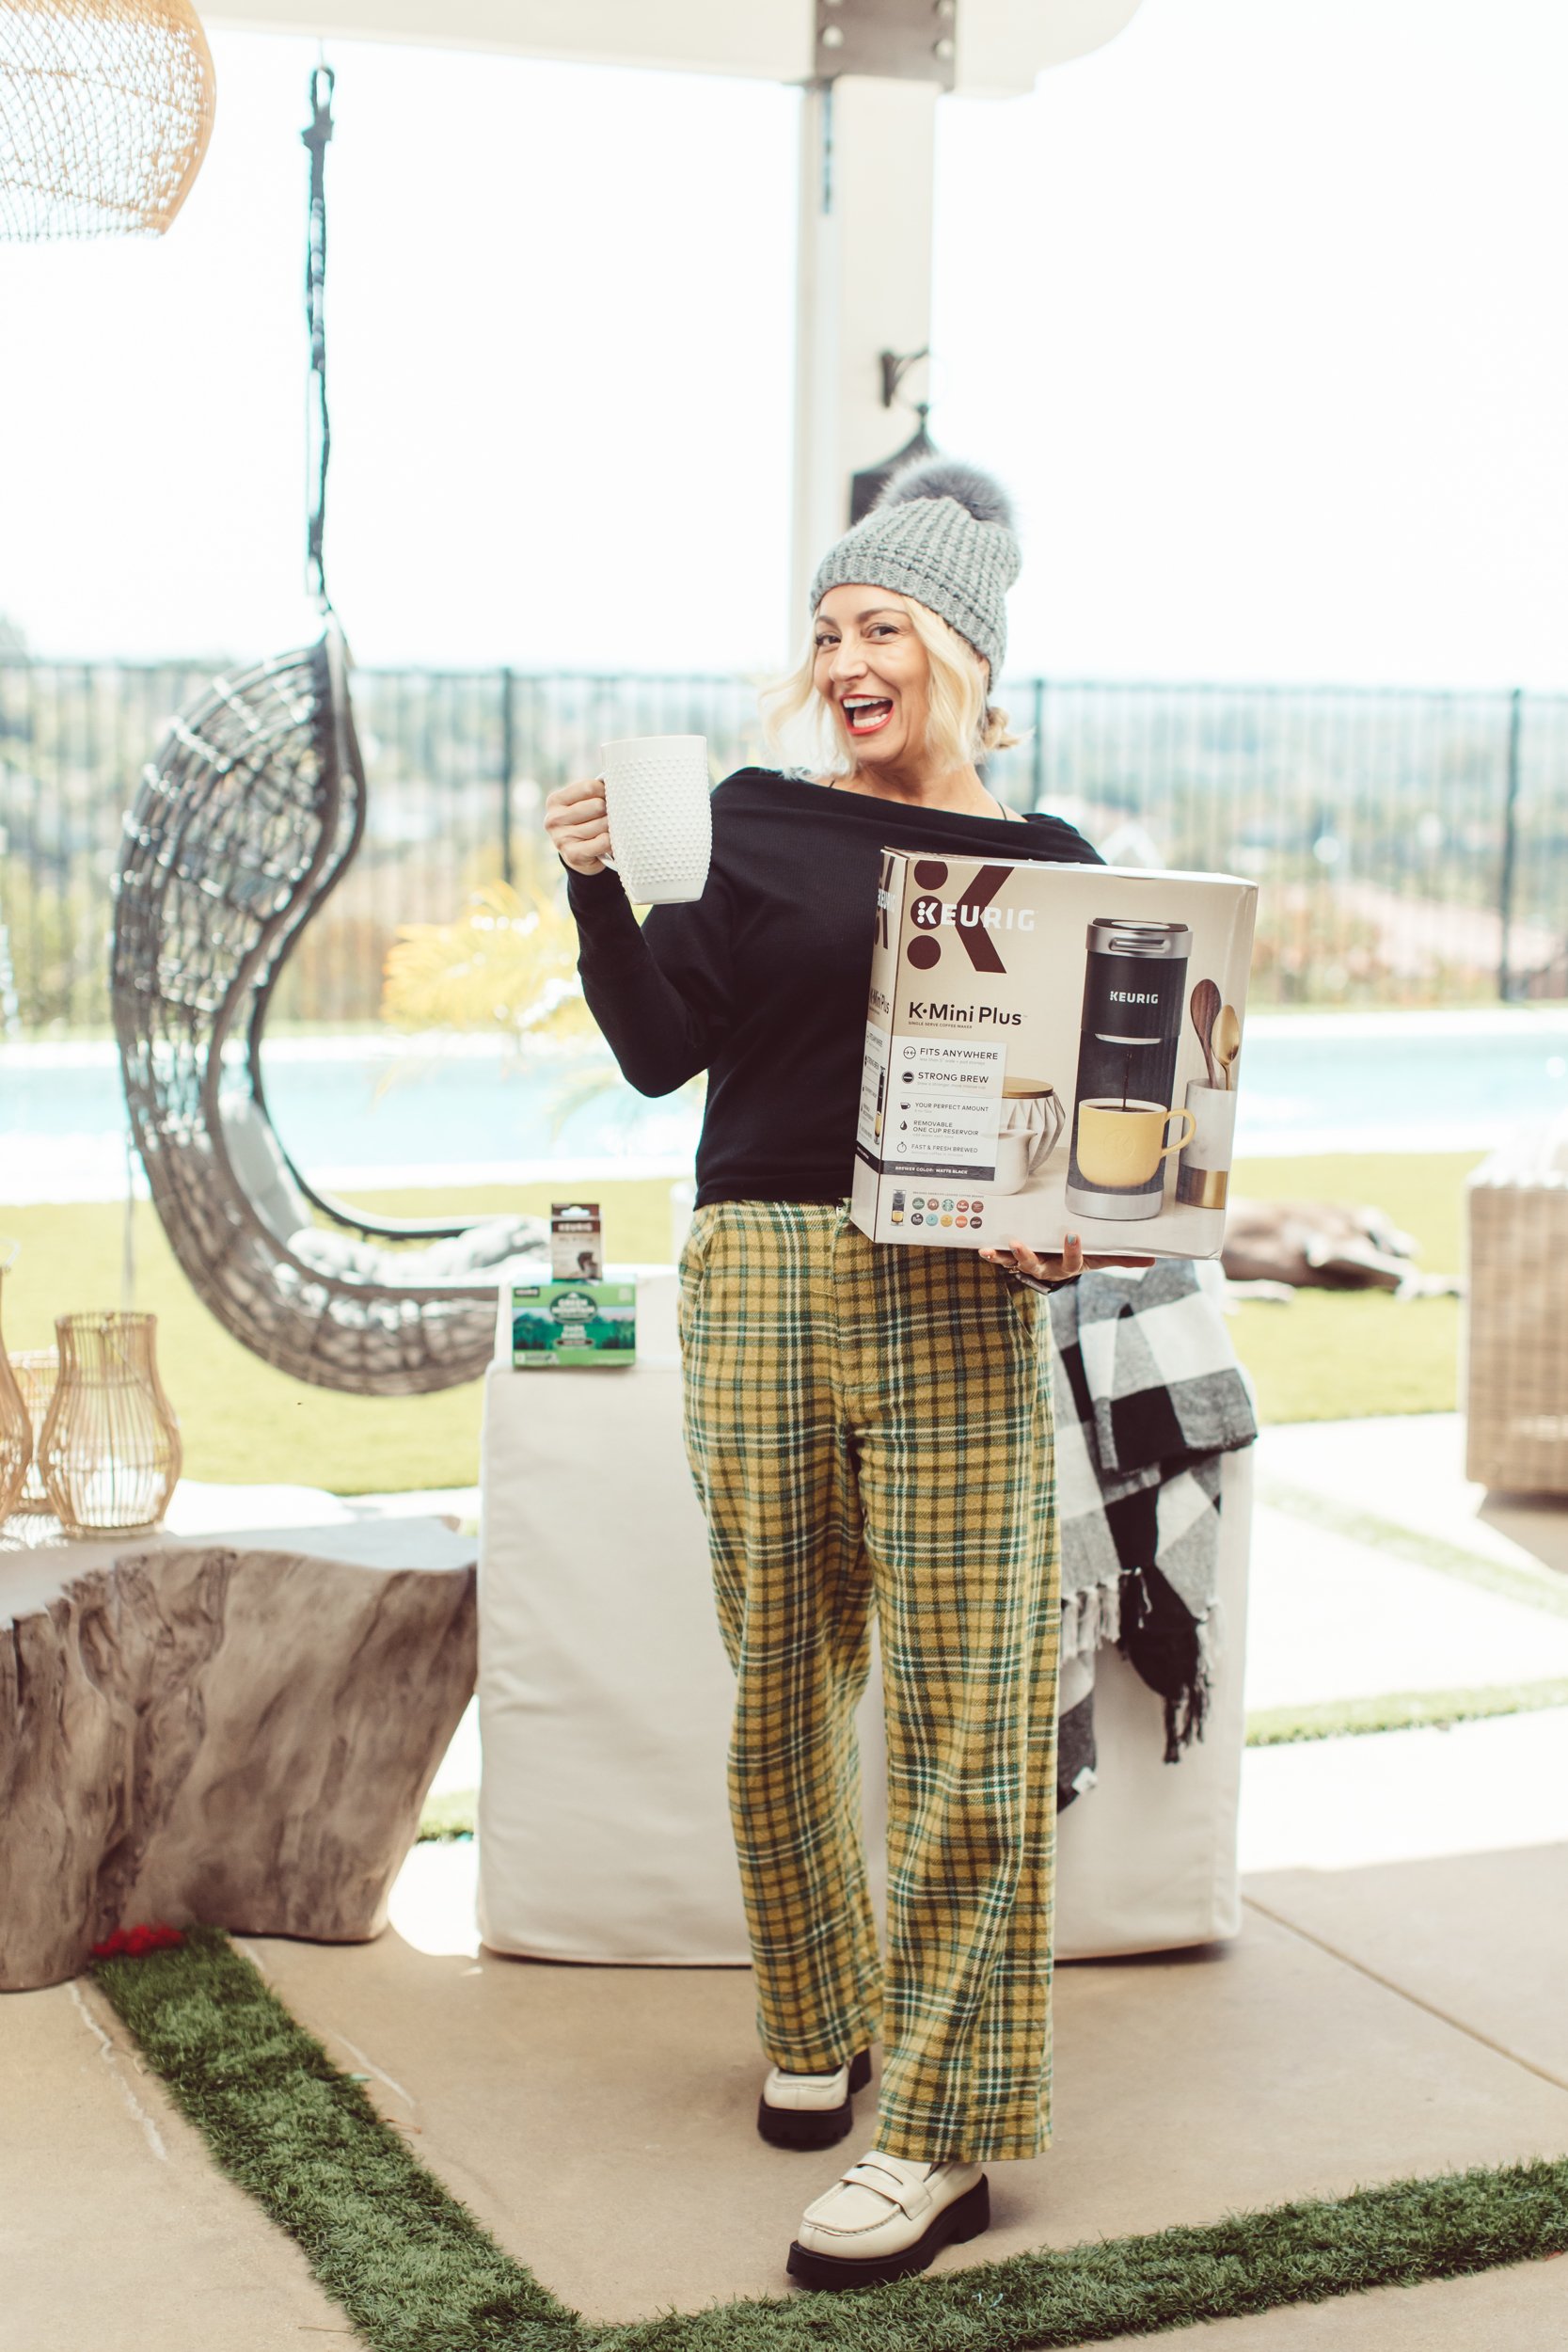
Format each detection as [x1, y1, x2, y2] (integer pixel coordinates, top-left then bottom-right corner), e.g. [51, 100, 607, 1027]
[477, 1269, 1251, 1965]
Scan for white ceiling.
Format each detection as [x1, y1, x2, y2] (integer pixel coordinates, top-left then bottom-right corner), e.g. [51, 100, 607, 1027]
[200, 0, 1144, 100]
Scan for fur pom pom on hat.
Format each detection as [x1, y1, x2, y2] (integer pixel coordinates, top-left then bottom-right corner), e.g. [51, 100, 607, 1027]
[876, 454, 1016, 531]
[809, 453, 1021, 679]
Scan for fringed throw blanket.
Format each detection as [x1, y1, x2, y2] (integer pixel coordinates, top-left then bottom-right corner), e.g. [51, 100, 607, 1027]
[1048, 1259, 1258, 1808]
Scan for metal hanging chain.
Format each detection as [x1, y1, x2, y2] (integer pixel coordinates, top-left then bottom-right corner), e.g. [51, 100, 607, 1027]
[302, 63, 335, 613]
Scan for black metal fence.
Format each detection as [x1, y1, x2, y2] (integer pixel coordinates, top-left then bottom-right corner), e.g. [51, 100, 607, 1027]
[2, 655, 1564, 1033]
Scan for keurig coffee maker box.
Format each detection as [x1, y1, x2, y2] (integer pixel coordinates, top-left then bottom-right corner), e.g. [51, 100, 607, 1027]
[850, 853, 1258, 1260]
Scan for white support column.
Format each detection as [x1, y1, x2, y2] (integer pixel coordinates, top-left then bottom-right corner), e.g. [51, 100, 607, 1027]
[788, 74, 937, 649]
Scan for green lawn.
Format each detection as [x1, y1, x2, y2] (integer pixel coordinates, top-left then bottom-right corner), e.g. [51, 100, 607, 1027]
[0, 1153, 1480, 1492]
[0, 1179, 673, 1494]
[1222, 1151, 1478, 1425]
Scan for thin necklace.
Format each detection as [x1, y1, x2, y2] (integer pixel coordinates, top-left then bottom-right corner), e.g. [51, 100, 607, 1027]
[828, 777, 1020, 822]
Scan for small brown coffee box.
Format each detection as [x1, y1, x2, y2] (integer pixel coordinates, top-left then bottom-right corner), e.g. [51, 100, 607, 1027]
[849, 852, 1257, 1261]
[550, 1201, 603, 1281]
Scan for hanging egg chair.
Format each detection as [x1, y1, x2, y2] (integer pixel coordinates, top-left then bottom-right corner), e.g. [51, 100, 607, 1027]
[111, 67, 546, 1396]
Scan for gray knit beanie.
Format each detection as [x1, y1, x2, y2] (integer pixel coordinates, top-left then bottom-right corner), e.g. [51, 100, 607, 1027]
[809, 455, 1021, 680]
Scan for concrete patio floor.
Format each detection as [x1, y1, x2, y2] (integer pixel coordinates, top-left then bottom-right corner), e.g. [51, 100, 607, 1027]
[1086, 2260, 1568, 2349]
[4, 1411, 1566, 2347]
[0, 1972, 344, 2348]
[273, 1838, 1568, 2328]
[5, 1843, 1561, 2346]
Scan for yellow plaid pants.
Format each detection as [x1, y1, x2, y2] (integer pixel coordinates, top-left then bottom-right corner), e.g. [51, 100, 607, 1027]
[678, 1200, 1060, 2163]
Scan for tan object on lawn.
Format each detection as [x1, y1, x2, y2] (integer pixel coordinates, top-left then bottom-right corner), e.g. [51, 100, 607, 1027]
[37, 1311, 182, 1534]
[0, 0, 215, 243]
[1222, 1199, 1459, 1298]
[1464, 1130, 1568, 1493]
[0, 1519, 476, 1990]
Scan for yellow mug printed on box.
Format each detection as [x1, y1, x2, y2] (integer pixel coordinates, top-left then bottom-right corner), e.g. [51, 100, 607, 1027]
[1072, 1100, 1196, 1191]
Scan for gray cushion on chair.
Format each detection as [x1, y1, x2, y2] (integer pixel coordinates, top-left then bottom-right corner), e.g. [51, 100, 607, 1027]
[219, 1091, 316, 1245]
[287, 1216, 547, 1288]
[218, 1084, 549, 1288]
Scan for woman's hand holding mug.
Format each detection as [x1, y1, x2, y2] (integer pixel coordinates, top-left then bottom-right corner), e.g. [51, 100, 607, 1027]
[546, 740, 712, 904]
[545, 776, 613, 877]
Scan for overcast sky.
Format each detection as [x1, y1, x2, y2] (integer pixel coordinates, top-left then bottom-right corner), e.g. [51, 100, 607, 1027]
[1, 0, 1564, 688]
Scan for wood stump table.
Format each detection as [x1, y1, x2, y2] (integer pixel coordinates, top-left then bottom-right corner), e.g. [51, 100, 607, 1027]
[0, 1517, 476, 1991]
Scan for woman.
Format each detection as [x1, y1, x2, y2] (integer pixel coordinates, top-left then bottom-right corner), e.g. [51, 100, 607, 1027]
[546, 459, 1138, 2293]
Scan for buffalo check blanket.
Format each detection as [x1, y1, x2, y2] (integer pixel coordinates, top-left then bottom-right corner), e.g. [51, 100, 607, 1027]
[1046, 1257, 1258, 1808]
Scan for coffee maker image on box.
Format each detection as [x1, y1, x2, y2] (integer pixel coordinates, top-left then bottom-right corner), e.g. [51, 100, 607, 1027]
[1064, 919, 1196, 1221]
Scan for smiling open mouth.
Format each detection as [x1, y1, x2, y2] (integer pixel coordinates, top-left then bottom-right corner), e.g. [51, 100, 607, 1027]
[842, 696, 894, 736]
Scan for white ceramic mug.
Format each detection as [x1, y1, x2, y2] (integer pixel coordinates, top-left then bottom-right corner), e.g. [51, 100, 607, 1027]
[1175, 1081, 1238, 1209]
[990, 1080, 1066, 1198]
[599, 734, 713, 905]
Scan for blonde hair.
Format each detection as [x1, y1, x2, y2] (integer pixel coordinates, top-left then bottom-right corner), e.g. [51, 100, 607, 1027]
[760, 592, 1020, 778]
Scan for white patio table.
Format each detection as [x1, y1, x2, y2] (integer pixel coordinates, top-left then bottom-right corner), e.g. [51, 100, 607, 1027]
[477, 1269, 1253, 1966]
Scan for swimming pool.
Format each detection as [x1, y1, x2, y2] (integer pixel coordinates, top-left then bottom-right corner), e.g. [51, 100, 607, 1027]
[3, 1009, 1567, 1203]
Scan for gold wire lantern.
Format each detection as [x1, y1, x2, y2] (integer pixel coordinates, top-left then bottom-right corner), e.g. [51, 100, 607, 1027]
[0, 1, 216, 243]
[37, 1311, 182, 1534]
[0, 1257, 32, 1523]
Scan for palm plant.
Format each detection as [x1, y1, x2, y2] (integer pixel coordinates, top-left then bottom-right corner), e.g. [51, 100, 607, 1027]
[380, 857, 598, 1049]
[379, 852, 701, 1135]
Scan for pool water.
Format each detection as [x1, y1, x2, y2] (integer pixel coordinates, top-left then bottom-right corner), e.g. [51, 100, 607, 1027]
[3, 1011, 1567, 1203]
[1230, 1011, 1568, 1154]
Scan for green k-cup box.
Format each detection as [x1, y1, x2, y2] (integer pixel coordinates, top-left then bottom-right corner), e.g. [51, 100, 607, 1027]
[510, 1279, 636, 1368]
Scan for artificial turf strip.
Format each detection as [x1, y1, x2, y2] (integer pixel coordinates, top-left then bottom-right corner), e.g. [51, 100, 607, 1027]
[1259, 1479, 1568, 1621]
[91, 1927, 579, 2352]
[1245, 1678, 1568, 1746]
[93, 1930, 1568, 2352]
[596, 2169, 1568, 2349]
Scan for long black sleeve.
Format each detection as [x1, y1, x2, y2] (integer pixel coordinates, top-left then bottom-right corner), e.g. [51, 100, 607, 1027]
[565, 862, 735, 1097]
[565, 770, 1102, 1207]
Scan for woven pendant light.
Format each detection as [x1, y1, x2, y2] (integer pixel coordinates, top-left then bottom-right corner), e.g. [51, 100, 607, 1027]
[0, 0, 215, 242]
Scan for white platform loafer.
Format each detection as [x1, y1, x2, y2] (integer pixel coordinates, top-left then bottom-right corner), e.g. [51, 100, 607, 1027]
[757, 2049, 872, 2149]
[786, 2150, 990, 2291]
